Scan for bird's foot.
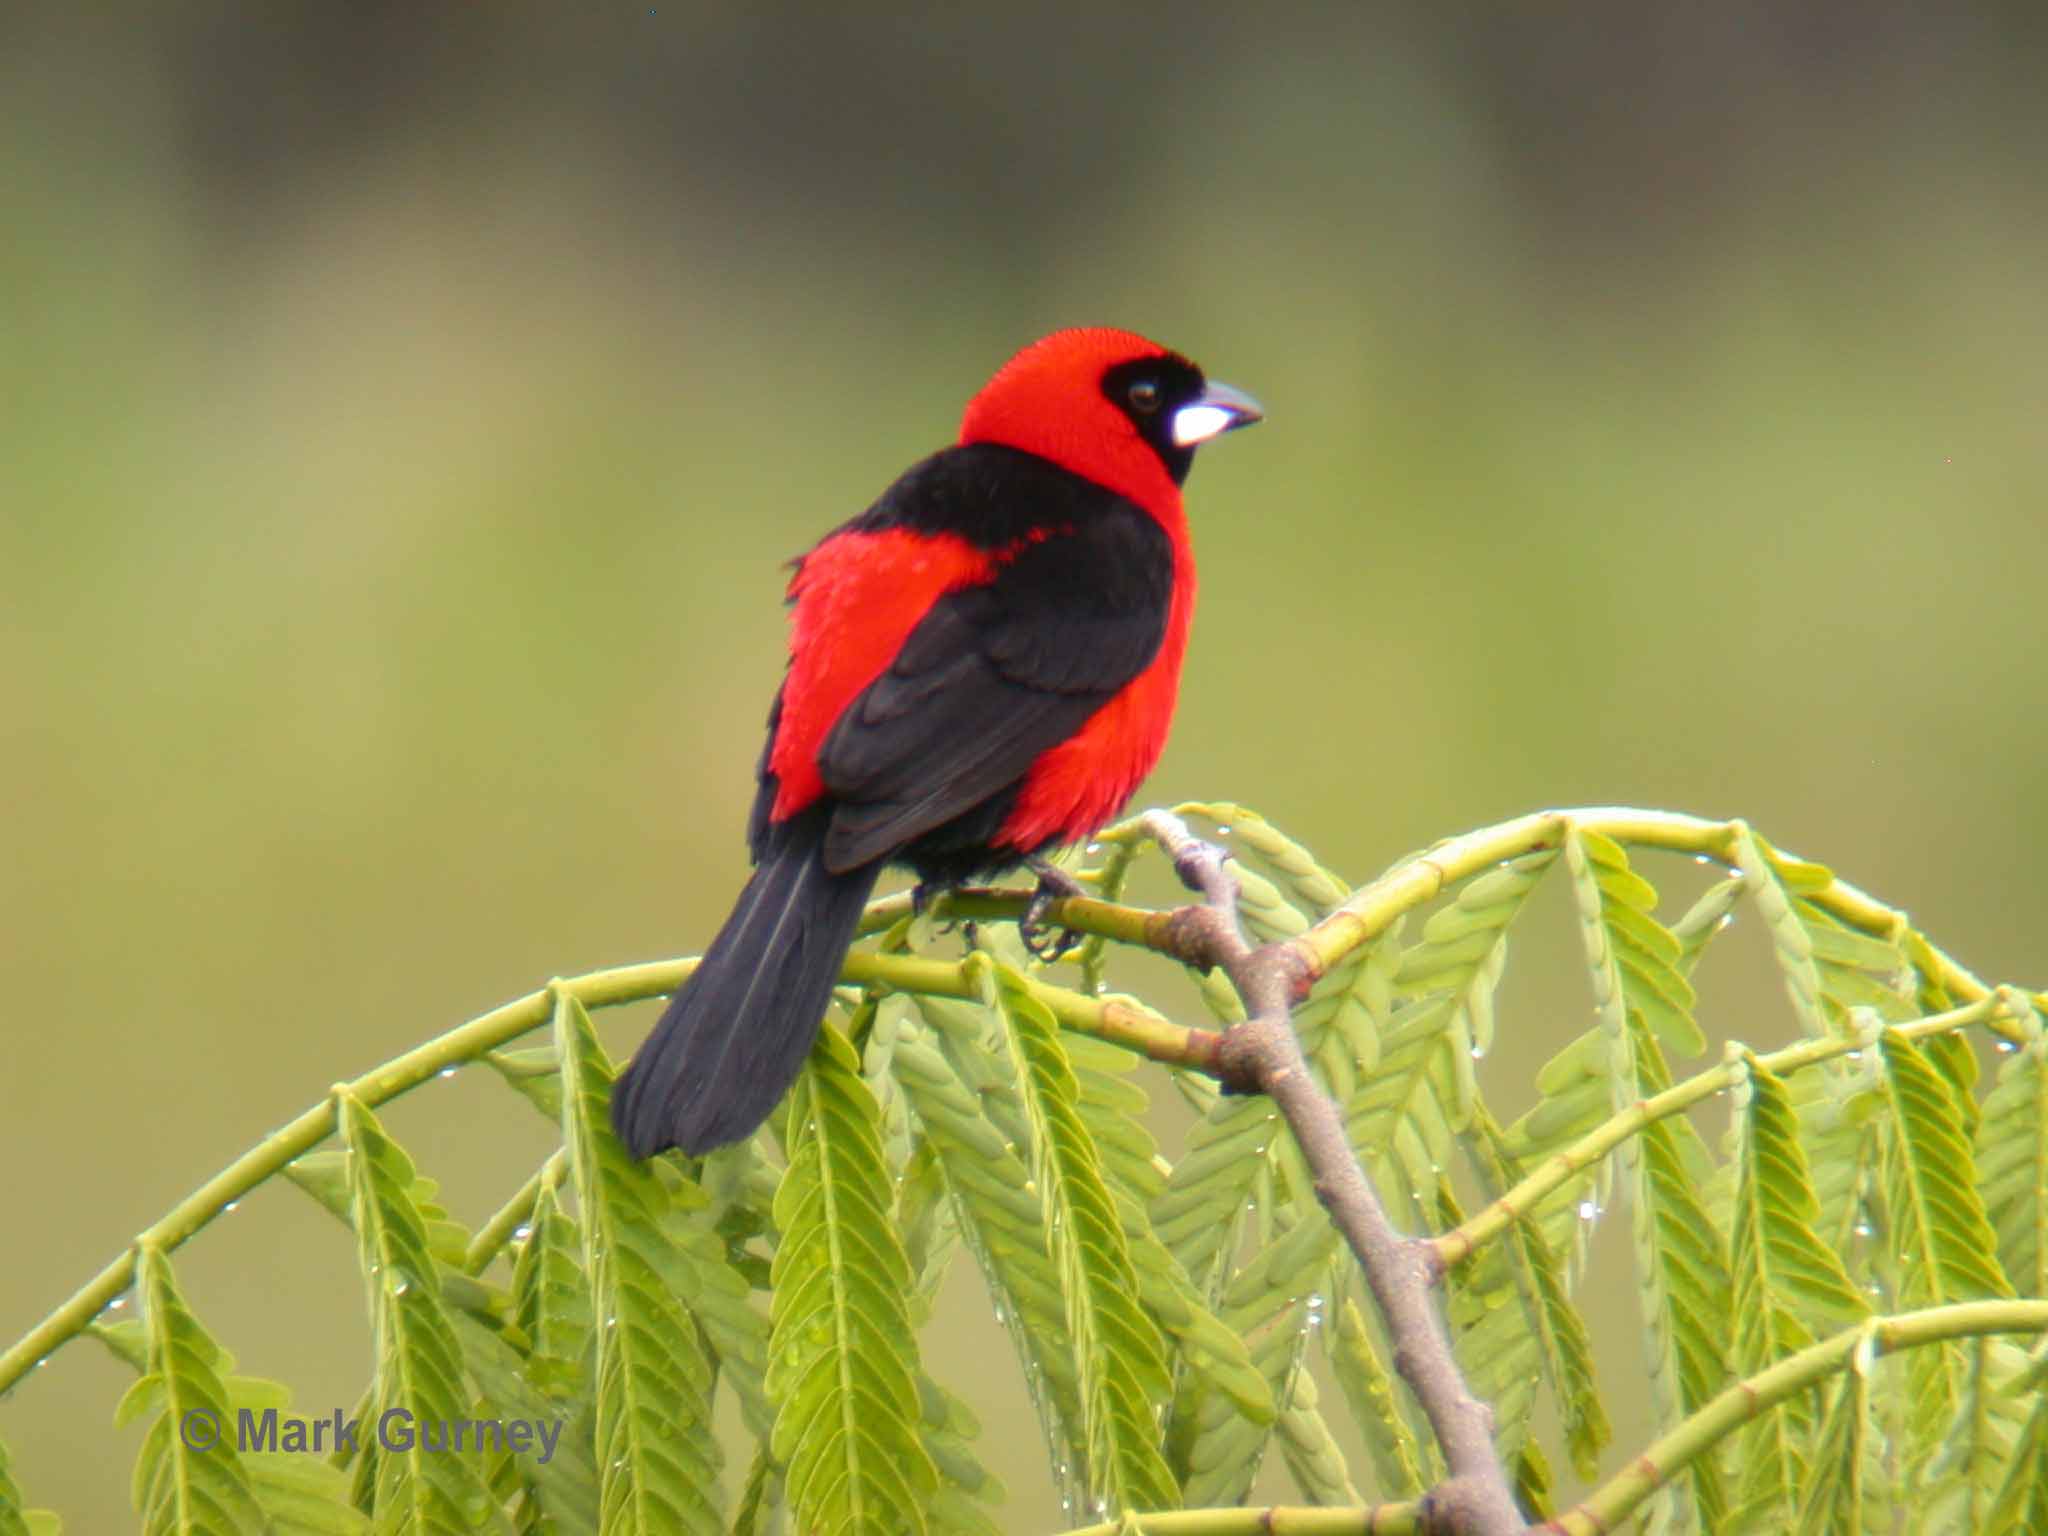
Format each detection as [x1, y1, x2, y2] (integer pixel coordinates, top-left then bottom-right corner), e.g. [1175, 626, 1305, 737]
[1020, 859, 1089, 963]
[911, 880, 964, 935]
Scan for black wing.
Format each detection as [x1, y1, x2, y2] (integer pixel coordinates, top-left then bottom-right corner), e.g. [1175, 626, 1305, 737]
[810, 449, 1174, 873]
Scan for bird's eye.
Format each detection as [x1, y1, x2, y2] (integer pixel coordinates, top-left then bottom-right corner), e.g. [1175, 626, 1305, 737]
[1127, 379, 1161, 413]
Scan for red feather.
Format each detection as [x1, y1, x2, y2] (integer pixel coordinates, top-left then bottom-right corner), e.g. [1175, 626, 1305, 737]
[995, 557, 1194, 851]
[768, 527, 994, 819]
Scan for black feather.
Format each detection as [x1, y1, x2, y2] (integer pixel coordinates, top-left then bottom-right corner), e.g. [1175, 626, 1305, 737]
[611, 806, 879, 1157]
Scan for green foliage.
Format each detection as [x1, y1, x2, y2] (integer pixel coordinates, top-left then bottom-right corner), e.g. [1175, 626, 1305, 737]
[985, 961, 1179, 1516]
[0, 1435, 53, 1536]
[1922, 1338, 2037, 1532]
[1329, 1296, 1431, 1500]
[117, 1243, 268, 1536]
[553, 993, 724, 1536]
[1735, 828, 1918, 1038]
[1567, 829, 1730, 1533]
[339, 1092, 514, 1534]
[767, 1017, 937, 1536]
[1795, 1345, 1892, 1534]
[1725, 1054, 1869, 1528]
[1978, 1005, 2048, 1298]
[5, 804, 2047, 1536]
[1460, 1114, 1609, 1479]
[1877, 1025, 2016, 1491]
[1983, 1388, 2048, 1535]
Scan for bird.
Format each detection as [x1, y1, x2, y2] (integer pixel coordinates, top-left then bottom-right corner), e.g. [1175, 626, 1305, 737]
[612, 328, 1261, 1158]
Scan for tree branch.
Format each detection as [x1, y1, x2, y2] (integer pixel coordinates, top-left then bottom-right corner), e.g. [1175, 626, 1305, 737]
[1432, 995, 2010, 1269]
[0, 943, 1220, 1398]
[1127, 810, 1525, 1536]
[1539, 1299, 2048, 1535]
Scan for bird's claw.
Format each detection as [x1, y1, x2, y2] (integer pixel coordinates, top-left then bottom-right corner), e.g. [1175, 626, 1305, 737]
[912, 880, 967, 935]
[1020, 860, 1088, 963]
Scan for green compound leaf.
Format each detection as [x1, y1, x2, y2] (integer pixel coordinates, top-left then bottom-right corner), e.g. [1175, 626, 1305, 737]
[1271, 1362, 1359, 1506]
[94, 1293, 363, 1536]
[507, 1178, 603, 1536]
[1438, 1178, 1540, 1468]
[1176, 1213, 1338, 1508]
[1566, 829, 1703, 1058]
[1622, 1016, 1732, 1535]
[484, 1047, 567, 1124]
[446, 1310, 599, 1536]
[1882, 1028, 2014, 1309]
[1880, 1026, 2015, 1483]
[552, 993, 722, 1536]
[336, 1092, 512, 1536]
[284, 1150, 481, 1309]
[1734, 827, 1916, 1038]
[913, 983, 1266, 1506]
[1922, 1338, 2036, 1533]
[1395, 848, 1555, 1061]
[1063, 1030, 1274, 1435]
[1498, 1026, 1614, 1284]
[768, 1017, 937, 1536]
[1794, 1340, 1893, 1535]
[1977, 1004, 2048, 1298]
[984, 960, 1178, 1517]
[118, 1242, 268, 1536]
[1151, 1091, 1280, 1290]
[283, 1134, 566, 1530]
[1782, 1047, 1888, 1282]
[1736, 1055, 1874, 1334]
[509, 1178, 592, 1415]
[1461, 1112, 1609, 1480]
[1513, 1441, 1555, 1523]
[1984, 1387, 2048, 1535]
[658, 1197, 774, 1444]
[1669, 870, 1743, 980]
[1725, 1053, 1870, 1529]
[0, 1436, 55, 1536]
[206, 1380, 368, 1536]
[1344, 992, 1462, 1233]
[1568, 828, 1730, 1535]
[244, 1444, 368, 1536]
[914, 1374, 1004, 1536]
[1328, 1295, 1432, 1501]
[895, 997, 1088, 1474]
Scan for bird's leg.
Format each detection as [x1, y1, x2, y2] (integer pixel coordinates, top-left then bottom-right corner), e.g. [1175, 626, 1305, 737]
[1019, 858, 1088, 962]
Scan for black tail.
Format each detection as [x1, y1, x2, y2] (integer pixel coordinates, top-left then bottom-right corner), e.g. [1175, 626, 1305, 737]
[612, 827, 879, 1158]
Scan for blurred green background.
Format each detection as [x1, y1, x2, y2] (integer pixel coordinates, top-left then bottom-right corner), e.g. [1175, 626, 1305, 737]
[5, 4, 2045, 1528]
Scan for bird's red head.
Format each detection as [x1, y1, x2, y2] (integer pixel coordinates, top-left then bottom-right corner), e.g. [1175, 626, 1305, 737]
[958, 327, 1262, 518]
